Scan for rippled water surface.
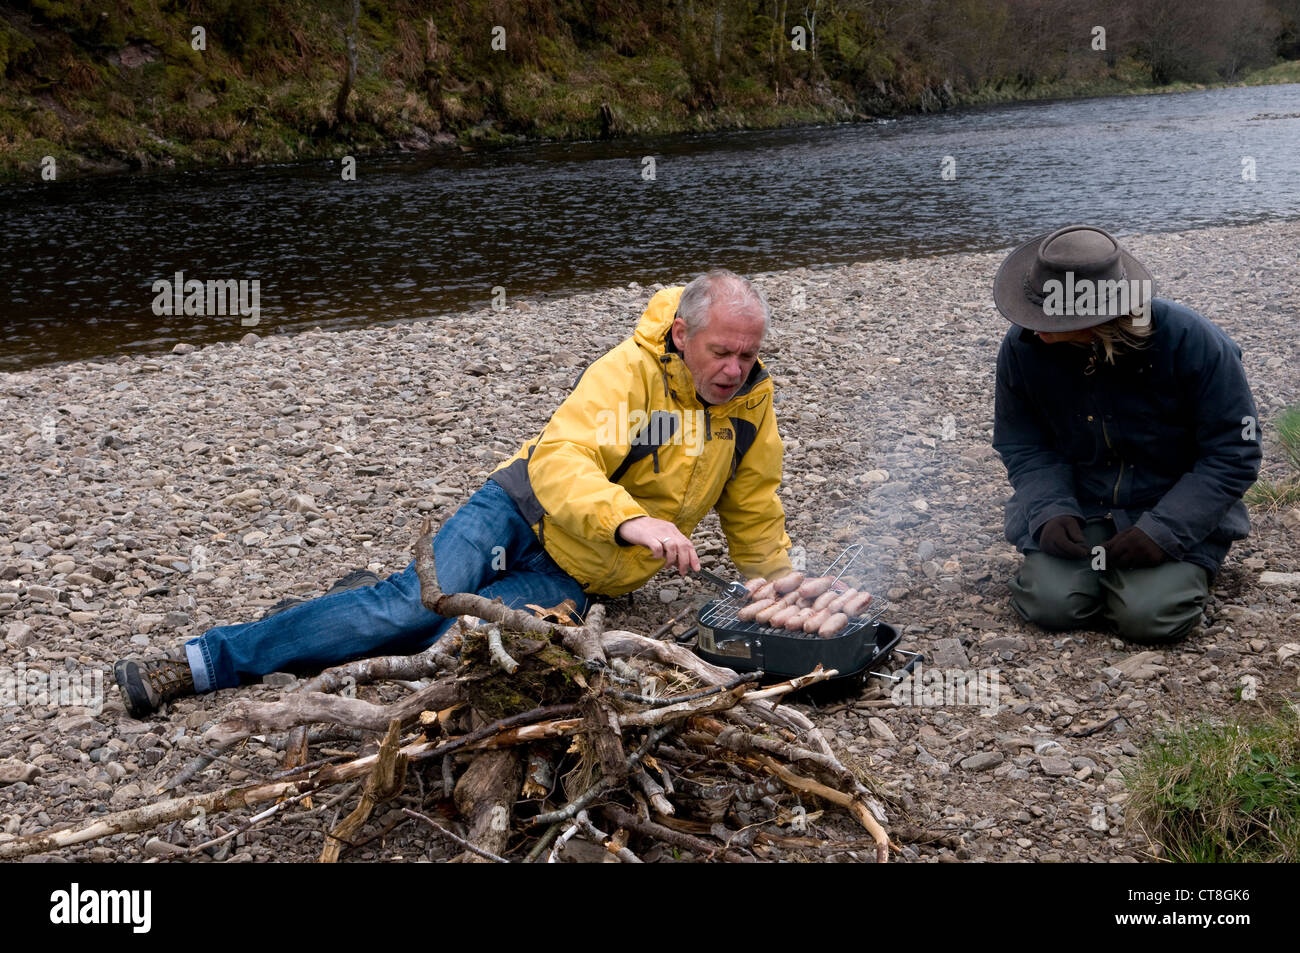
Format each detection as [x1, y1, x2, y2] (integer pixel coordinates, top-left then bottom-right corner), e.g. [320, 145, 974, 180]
[2, 83, 1298, 370]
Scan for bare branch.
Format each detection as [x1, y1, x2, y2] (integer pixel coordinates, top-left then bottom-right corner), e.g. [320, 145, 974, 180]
[485, 625, 520, 674]
[402, 809, 509, 863]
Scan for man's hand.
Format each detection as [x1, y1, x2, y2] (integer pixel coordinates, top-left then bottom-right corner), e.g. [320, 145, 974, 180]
[1104, 526, 1168, 568]
[616, 516, 700, 575]
[1036, 515, 1089, 559]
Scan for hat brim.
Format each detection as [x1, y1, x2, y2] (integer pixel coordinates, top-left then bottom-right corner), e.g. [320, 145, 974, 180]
[993, 231, 1156, 332]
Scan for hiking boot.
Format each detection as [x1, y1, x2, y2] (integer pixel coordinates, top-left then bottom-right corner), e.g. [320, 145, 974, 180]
[259, 594, 307, 619]
[114, 656, 196, 719]
[260, 569, 382, 620]
[325, 569, 381, 595]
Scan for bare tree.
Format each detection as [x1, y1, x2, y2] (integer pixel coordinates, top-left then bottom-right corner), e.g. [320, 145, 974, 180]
[805, 0, 821, 61]
[1212, 0, 1281, 79]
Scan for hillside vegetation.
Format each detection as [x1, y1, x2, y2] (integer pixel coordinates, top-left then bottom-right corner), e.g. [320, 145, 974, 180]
[2, 0, 1298, 179]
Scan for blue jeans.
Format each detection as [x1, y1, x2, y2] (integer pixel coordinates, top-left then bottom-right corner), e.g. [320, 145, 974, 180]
[186, 480, 591, 692]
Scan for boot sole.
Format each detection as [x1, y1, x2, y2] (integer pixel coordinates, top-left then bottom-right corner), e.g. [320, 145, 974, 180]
[113, 659, 157, 719]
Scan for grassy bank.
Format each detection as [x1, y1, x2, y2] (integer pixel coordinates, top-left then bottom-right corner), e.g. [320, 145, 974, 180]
[954, 57, 1300, 107]
[1127, 707, 1300, 862]
[1247, 404, 1300, 509]
[2, 0, 1299, 181]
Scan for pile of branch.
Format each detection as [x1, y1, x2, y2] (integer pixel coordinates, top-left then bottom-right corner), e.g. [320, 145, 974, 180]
[0, 521, 894, 863]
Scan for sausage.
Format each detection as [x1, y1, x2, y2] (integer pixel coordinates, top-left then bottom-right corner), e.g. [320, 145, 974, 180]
[803, 608, 831, 633]
[769, 605, 801, 628]
[797, 576, 833, 600]
[818, 612, 849, 638]
[826, 588, 858, 613]
[775, 589, 803, 609]
[772, 572, 806, 595]
[811, 588, 839, 611]
[738, 598, 775, 622]
[744, 577, 768, 594]
[755, 600, 784, 624]
[843, 591, 874, 617]
[750, 581, 778, 603]
[764, 605, 795, 629]
[784, 607, 814, 631]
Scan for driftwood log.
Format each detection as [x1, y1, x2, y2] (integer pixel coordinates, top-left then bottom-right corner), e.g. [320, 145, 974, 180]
[0, 518, 895, 863]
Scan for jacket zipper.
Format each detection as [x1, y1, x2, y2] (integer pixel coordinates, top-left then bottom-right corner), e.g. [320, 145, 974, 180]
[1101, 419, 1124, 505]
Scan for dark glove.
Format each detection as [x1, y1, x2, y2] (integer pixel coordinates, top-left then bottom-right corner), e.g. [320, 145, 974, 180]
[1036, 516, 1088, 559]
[1104, 526, 1168, 568]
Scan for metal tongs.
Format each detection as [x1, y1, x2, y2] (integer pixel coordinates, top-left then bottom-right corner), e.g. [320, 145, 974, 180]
[691, 567, 750, 600]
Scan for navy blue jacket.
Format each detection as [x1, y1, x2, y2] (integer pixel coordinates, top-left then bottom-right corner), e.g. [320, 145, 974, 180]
[993, 299, 1261, 574]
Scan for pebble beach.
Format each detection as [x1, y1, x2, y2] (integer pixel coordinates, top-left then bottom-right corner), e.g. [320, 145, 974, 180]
[1, 218, 1298, 862]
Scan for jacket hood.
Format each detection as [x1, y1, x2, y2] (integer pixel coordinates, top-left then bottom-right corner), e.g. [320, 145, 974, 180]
[632, 286, 771, 411]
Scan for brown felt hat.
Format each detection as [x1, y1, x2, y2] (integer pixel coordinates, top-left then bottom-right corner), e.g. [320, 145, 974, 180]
[993, 225, 1156, 332]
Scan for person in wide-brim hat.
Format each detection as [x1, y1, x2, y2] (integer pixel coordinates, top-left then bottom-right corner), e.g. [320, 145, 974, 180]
[989, 224, 1261, 644]
[994, 224, 1155, 332]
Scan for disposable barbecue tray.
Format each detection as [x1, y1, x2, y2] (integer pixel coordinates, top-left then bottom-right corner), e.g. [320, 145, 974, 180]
[689, 545, 915, 684]
[695, 597, 901, 680]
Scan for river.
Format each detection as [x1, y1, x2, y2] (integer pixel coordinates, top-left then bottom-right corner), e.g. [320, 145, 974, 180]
[2, 82, 1298, 371]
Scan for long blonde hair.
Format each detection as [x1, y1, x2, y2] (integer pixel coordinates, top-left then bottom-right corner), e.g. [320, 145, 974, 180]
[1090, 311, 1155, 364]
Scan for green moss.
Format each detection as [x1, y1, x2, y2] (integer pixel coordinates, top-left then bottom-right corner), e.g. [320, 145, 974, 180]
[29, 0, 125, 46]
[458, 625, 586, 722]
[0, 136, 67, 181]
[0, 20, 35, 75]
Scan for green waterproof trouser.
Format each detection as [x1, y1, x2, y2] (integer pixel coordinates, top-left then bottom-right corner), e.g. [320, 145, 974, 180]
[1009, 521, 1211, 645]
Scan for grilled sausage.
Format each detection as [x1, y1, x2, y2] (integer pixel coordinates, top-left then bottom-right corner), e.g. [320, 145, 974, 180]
[784, 607, 814, 631]
[818, 612, 849, 638]
[843, 591, 874, 617]
[755, 600, 784, 625]
[803, 607, 831, 633]
[811, 588, 840, 611]
[744, 577, 768, 594]
[772, 572, 805, 595]
[797, 576, 833, 600]
[826, 588, 858, 613]
[738, 597, 775, 622]
[775, 589, 803, 609]
[750, 581, 778, 603]
[769, 604, 801, 628]
[775, 607, 798, 630]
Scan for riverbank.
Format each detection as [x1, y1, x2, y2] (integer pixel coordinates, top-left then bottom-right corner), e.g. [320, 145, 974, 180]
[6, 61, 1299, 182]
[0, 218, 1297, 862]
[3, 0, 1298, 181]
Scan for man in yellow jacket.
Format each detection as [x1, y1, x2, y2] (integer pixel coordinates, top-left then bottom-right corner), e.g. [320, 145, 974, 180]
[114, 269, 794, 716]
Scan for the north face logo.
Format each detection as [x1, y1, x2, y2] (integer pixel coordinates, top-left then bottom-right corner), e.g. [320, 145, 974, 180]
[715, 427, 734, 440]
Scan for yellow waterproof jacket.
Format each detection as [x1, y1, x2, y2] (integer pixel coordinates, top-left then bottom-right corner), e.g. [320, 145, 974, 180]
[490, 286, 793, 596]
